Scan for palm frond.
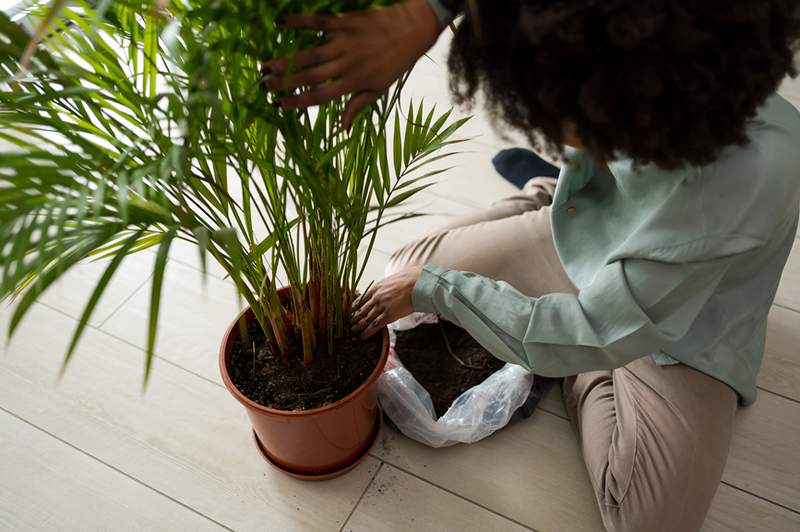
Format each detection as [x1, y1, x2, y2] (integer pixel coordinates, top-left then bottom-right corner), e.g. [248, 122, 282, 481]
[0, 0, 469, 375]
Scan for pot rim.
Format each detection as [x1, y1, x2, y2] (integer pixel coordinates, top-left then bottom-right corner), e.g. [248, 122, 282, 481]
[219, 304, 389, 418]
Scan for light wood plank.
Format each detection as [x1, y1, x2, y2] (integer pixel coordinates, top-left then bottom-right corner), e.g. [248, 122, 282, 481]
[775, 241, 800, 312]
[37, 252, 155, 326]
[0, 410, 222, 532]
[703, 483, 800, 532]
[372, 412, 604, 532]
[100, 258, 243, 382]
[346, 464, 529, 532]
[760, 306, 800, 401]
[0, 303, 380, 532]
[724, 390, 800, 512]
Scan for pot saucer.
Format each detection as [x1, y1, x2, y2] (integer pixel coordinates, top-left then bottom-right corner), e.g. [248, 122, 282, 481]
[252, 408, 383, 481]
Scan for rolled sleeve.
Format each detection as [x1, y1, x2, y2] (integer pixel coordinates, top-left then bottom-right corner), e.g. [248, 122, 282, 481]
[411, 264, 444, 313]
[410, 258, 733, 376]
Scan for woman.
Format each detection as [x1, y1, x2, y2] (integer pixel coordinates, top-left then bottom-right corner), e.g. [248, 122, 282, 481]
[262, 2, 800, 530]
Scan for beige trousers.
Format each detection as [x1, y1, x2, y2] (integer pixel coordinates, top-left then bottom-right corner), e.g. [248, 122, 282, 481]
[387, 179, 738, 532]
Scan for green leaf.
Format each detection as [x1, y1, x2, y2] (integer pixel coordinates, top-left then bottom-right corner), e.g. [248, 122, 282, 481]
[392, 109, 402, 178]
[0, 0, 468, 382]
[143, 13, 158, 99]
[385, 183, 435, 209]
[403, 100, 414, 166]
[193, 226, 210, 277]
[143, 226, 176, 388]
[90, 231, 164, 260]
[396, 167, 453, 190]
[244, 217, 299, 263]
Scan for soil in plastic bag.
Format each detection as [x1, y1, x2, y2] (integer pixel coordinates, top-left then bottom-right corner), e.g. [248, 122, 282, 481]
[395, 321, 504, 418]
[229, 321, 382, 411]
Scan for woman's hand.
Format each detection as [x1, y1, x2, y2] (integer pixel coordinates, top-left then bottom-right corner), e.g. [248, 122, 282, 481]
[262, 0, 441, 129]
[352, 265, 423, 339]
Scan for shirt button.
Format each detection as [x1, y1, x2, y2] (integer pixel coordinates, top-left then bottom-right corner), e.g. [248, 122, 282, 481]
[566, 206, 577, 215]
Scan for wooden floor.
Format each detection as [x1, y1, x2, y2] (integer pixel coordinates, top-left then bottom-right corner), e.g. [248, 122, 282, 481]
[2, 36, 800, 532]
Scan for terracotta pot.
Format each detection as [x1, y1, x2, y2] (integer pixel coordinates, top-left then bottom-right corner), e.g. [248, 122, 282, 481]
[219, 299, 389, 481]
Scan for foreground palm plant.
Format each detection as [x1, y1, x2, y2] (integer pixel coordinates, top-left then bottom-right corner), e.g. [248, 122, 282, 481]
[0, 0, 467, 380]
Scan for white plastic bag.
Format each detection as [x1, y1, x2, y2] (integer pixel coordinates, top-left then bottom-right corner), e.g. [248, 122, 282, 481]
[378, 314, 534, 448]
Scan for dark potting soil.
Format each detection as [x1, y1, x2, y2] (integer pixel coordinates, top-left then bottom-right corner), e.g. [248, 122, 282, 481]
[228, 321, 382, 411]
[395, 321, 504, 418]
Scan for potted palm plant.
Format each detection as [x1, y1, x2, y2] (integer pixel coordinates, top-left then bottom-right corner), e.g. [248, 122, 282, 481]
[0, 0, 466, 479]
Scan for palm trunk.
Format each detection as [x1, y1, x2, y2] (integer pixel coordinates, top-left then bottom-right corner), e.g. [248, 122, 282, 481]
[263, 291, 291, 366]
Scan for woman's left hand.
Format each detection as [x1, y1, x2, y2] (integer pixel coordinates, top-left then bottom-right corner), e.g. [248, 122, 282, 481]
[352, 265, 423, 339]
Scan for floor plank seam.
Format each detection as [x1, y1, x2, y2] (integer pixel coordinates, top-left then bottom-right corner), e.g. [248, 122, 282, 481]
[0, 404, 233, 531]
[338, 462, 384, 532]
[719, 480, 800, 516]
[33, 301, 225, 389]
[755, 385, 800, 405]
[96, 273, 154, 329]
[755, 386, 800, 406]
[92, 326, 224, 387]
[539, 405, 569, 421]
[773, 301, 799, 314]
[373, 461, 541, 532]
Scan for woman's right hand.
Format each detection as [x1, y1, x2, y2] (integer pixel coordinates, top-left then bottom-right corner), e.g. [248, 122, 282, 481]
[262, 0, 442, 129]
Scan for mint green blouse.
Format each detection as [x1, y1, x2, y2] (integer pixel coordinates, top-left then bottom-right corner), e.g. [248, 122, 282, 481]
[412, 94, 800, 404]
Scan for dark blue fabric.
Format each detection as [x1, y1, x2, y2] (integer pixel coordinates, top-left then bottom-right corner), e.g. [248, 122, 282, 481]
[492, 148, 561, 189]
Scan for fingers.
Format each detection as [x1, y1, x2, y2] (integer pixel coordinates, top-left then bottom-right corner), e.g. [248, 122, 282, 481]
[352, 297, 386, 339]
[263, 42, 342, 77]
[342, 90, 381, 130]
[352, 292, 377, 324]
[352, 290, 383, 336]
[352, 285, 374, 314]
[361, 313, 387, 339]
[279, 80, 349, 110]
[264, 60, 346, 92]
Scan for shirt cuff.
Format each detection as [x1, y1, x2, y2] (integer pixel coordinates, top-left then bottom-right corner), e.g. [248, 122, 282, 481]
[426, 0, 458, 29]
[411, 264, 448, 314]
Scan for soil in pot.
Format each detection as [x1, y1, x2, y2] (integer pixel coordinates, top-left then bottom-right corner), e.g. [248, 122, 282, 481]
[228, 320, 382, 411]
[395, 321, 504, 418]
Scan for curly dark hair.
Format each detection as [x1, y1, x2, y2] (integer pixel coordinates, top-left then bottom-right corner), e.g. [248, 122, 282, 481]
[448, 1, 800, 169]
